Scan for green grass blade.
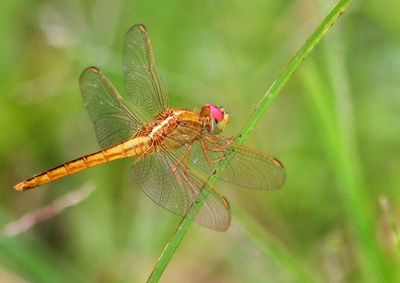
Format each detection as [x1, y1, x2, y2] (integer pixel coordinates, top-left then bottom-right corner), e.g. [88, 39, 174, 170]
[147, 0, 353, 282]
[300, 31, 394, 282]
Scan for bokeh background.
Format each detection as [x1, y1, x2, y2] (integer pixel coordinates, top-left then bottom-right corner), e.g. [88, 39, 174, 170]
[1, 0, 399, 282]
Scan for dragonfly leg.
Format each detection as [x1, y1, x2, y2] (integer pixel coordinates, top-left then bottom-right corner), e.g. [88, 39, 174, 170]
[172, 144, 192, 174]
[200, 140, 228, 164]
[204, 136, 235, 152]
[166, 146, 199, 196]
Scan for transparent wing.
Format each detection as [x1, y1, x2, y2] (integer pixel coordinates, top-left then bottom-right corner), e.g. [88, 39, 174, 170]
[80, 67, 144, 148]
[220, 145, 286, 190]
[167, 124, 286, 190]
[123, 24, 168, 120]
[132, 149, 231, 231]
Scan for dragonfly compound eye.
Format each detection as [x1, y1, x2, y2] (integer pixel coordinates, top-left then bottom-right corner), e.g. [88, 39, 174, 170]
[205, 104, 228, 134]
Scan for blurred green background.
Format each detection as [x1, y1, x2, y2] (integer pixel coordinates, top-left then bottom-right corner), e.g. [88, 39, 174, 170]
[1, 0, 399, 282]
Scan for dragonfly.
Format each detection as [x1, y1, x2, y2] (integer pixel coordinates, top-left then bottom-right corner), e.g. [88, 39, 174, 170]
[14, 24, 285, 231]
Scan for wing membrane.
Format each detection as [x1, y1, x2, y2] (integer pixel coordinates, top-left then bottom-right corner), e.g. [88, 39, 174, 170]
[220, 145, 286, 190]
[131, 122, 283, 231]
[123, 24, 168, 119]
[80, 67, 144, 148]
[163, 124, 286, 190]
[132, 149, 231, 231]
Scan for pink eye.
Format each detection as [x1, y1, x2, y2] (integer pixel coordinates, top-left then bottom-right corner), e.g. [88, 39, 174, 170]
[209, 105, 224, 122]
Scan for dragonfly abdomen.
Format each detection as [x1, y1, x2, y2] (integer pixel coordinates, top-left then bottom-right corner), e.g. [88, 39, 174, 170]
[14, 136, 152, 191]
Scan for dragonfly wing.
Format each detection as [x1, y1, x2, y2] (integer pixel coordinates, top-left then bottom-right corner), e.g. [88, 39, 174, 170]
[132, 150, 231, 231]
[123, 24, 168, 119]
[219, 145, 286, 190]
[171, 131, 286, 191]
[80, 67, 144, 148]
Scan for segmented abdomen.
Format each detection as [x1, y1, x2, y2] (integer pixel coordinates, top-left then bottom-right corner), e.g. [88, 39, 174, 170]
[14, 136, 151, 191]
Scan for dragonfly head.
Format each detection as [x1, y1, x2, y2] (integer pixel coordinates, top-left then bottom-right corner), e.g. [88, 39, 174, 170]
[200, 104, 229, 134]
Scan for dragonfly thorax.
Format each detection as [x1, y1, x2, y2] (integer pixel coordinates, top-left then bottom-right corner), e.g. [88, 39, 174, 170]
[135, 109, 198, 150]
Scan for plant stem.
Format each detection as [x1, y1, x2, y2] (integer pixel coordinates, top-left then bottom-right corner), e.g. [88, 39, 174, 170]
[147, 0, 353, 282]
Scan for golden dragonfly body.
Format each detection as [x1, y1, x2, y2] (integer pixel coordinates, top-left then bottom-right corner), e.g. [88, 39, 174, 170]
[14, 24, 285, 231]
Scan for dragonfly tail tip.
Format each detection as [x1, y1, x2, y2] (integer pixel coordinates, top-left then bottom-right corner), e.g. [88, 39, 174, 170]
[13, 182, 30, 192]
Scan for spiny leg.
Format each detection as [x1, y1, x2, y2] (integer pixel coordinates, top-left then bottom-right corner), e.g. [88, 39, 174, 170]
[205, 135, 235, 152]
[172, 144, 193, 174]
[164, 148, 199, 199]
[200, 140, 229, 164]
